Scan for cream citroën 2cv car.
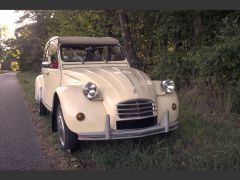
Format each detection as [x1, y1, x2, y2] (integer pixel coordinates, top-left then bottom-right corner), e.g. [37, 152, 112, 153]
[35, 36, 179, 151]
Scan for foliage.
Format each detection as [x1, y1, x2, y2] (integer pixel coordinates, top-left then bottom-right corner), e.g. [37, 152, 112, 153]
[10, 61, 19, 71]
[0, 30, 21, 71]
[10, 10, 240, 112]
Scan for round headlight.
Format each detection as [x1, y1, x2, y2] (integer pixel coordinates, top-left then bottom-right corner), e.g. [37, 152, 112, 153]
[83, 82, 98, 99]
[161, 79, 175, 93]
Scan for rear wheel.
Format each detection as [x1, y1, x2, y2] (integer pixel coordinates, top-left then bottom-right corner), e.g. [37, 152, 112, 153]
[39, 100, 47, 116]
[56, 104, 78, 152]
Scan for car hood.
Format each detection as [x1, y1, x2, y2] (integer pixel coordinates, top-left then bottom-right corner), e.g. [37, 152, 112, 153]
[62, 67, 156, 114]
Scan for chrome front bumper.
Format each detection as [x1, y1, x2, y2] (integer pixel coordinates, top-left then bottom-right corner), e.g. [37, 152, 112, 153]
[77, 111, 179, 140]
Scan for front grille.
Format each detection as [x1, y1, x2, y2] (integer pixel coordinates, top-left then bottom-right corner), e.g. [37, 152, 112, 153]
[116, 99, 157, 130]
[116, 116, 157, 130]
[117, 99, 156, 119]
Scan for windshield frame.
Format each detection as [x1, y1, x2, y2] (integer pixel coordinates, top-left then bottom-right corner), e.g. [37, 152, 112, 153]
[59, 44, 127, 63]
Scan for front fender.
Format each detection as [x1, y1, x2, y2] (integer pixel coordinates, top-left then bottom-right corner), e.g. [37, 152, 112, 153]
[152, 80, 179, 123]
[156, 91, 179, 124]
[55, 86, 107, 133]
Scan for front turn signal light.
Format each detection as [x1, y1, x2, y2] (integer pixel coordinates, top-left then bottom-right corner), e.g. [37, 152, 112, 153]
[76, 112, 85, 121]
[172, 103, 177, 110]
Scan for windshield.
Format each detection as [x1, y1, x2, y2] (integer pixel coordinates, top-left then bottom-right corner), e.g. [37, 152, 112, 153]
[60, 44, 126, 62]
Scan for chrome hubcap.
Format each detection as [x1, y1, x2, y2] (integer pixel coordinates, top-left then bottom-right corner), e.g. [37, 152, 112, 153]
[57, 109, 65, 147]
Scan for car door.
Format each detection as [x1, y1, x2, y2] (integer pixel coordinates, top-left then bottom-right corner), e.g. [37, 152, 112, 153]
[42, 39, 61, 110]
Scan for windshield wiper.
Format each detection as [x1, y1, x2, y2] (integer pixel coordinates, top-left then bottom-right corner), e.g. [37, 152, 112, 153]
[72, 50, 85, 64]
[85, 51, 108, 63]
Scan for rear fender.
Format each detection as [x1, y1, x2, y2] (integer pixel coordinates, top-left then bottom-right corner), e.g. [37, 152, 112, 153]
[35, 74, 44, 101]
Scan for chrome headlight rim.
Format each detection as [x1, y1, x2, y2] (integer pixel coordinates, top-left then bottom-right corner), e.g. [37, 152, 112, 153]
[83, 82, 98, 99]
[161, 79, 175, 93]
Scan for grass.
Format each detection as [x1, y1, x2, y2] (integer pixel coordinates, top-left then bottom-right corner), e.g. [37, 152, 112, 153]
[0, 70, 10, 74]
[17, 72, 74, 170]
[17, 71, 240, 170]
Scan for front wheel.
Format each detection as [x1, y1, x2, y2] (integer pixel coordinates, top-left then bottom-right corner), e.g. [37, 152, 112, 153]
[56, 104, 78, 152]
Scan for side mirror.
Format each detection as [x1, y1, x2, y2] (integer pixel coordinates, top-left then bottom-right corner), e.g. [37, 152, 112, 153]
[42, 61, 51, 68]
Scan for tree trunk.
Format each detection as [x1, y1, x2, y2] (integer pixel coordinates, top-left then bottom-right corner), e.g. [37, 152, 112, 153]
[118, 10, 139, 68]
[144, 13, 161, 60]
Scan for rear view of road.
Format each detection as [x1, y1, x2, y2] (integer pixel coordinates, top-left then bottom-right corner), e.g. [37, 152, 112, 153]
[0, 73, 50, 170]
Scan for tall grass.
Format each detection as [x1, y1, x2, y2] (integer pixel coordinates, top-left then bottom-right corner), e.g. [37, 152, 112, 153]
[17, 71, 240, 170]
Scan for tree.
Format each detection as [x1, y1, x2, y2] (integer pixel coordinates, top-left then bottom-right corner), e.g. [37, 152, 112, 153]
[11, 61, 19, 71]
[118, 10, 139, 68]
[14, 10, 52, 71]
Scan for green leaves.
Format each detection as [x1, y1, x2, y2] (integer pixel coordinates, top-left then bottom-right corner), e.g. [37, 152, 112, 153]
[10, 10, 240, 110]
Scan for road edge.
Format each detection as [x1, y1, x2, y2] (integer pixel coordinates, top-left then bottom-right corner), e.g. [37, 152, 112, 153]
[16, 72, 73, 170]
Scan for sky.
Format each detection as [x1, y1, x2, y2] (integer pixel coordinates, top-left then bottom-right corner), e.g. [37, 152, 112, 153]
[0, 10, 26, 39]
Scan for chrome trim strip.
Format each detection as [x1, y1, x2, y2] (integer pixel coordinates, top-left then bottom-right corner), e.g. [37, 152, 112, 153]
[117, 105, 157, 111]
[116, 101, 153, 106]
[117, 109, 155, 115]
[117, 115, 156, 121]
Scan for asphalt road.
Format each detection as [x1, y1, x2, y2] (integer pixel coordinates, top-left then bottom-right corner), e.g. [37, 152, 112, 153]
[0, 72, 50, 170]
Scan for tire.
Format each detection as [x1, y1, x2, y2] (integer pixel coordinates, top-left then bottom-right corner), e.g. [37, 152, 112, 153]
[56, 104, 78, 152]
[39, 100, 47, 116]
